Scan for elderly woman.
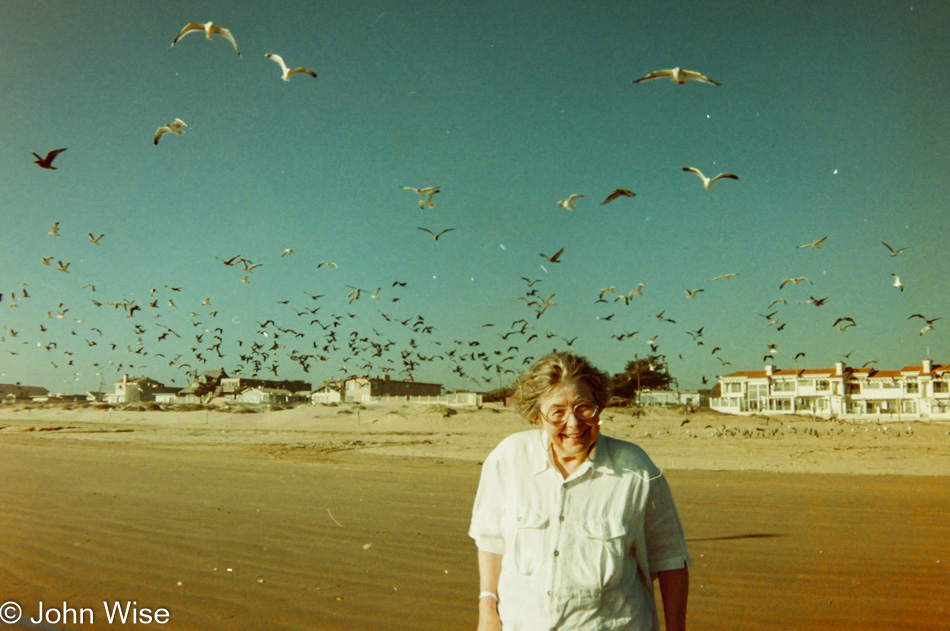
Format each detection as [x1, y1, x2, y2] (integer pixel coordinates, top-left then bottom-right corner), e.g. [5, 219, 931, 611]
[470, 352, 690, 631]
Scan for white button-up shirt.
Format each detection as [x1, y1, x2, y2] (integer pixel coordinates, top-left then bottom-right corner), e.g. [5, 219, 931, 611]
[470, 430, 690, 631]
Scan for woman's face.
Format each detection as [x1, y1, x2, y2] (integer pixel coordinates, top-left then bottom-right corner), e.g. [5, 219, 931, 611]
[537, 379, 601, 463]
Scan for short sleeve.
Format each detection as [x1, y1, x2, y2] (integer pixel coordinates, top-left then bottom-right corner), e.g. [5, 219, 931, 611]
[643, 472, 691, 573]
[468, 448, 506, 555]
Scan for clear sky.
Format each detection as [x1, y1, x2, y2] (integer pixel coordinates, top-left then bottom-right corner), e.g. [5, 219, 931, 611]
[1, 0, 948, 394]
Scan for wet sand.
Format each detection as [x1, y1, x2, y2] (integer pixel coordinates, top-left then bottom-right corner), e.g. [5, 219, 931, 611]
[0, 403, 947, 629]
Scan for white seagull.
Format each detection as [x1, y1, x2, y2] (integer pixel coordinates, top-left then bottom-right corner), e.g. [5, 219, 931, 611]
[557, 194, 584, 211]
[153, 118, 189, 145]
[266, 53, 318, 81]
[172, 22, 241, 57]
[682, 167, 738, 190]
[48, 222, 61, 237]
[891, 274, 904, 292]
[402, 186, 440, 209]
[797, 236, 828, 250]
[633, 67, 721, 86]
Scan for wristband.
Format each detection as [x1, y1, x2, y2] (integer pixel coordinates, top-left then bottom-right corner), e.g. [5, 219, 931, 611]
[479, 591, 499, 602]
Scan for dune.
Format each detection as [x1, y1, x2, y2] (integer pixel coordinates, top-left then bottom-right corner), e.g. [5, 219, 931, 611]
[0, 402, 947, 629]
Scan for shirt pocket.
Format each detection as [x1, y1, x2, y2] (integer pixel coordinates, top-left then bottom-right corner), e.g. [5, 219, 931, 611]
[579, 518, 630, 591]
[512, 512, 549, 577]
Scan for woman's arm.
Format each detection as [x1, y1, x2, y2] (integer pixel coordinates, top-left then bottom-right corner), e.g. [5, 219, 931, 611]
[477, 549, 503, 631]
[657, 565, 689, 631]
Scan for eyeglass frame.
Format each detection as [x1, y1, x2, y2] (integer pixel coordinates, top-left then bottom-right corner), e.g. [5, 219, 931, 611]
[538, 401, 601, 426]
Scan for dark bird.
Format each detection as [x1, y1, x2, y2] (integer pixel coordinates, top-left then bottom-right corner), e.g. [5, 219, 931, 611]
[540, 247, 564, 263]
[881, 241, 906, 257]
[601, 189, 635, 205]
[32, 148, 67, 170]
[417, 227, 455, 241]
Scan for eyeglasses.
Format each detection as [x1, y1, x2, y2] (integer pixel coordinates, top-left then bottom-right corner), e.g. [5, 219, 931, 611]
[540, 402, 600, 426]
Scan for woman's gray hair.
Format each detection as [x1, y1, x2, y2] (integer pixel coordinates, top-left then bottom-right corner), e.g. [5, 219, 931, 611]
[514, 352, 611, 424]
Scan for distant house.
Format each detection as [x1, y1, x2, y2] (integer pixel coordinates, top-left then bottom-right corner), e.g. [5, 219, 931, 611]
[637, 389, 707, 407]
[106, 375, 174, 404]
[341, 375, 441, 403]
[235, 387, 293, 405]
[711, 359, 950, 419]
[0, 383, 50, 402]
[311, 385, 342, 404]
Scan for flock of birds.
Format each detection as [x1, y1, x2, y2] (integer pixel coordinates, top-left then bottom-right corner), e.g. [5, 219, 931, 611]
[7, 19, 943, 394]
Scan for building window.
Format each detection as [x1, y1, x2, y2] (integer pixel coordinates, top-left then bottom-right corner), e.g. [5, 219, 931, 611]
[845, 381, 861, 395]
[902, 400, 917, 413]
[933, 381, 948, 394]
[816, 380, 830, 391]
[773, 381, 794, 392]
[724, 382, 742, 394]
[905, 382, 919, 394]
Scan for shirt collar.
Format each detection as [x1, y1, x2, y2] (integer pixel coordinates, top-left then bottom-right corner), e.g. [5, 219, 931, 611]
[533, 430, 620, 476]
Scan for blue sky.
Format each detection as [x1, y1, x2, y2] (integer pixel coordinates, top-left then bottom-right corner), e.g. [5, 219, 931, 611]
[1, 0, 948, 393]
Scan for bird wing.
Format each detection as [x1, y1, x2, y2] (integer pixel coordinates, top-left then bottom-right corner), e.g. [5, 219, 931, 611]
[266, 53, 289, 75]
[633, 69, 672, 83]
[172, 23, 204, 45]
[709, 173, 739, 184]
[601, 188, 634, 204]
[549, 247, 564, 262]
[681, 70, 721, 86]
[153, 126, 170, 145]
[417, 227, 435, 237]
[435, 228, 456, 239]
[682, 166, 706, 182]
[881, 241, 896, 254]
[213, 26, 241, 56]
[289, 67, 318, 78]
[46, 148, 67, 160]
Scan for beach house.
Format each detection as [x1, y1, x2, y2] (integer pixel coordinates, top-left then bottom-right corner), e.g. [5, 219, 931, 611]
[339, 375, 442, 403]
[711, 359, 950, 420]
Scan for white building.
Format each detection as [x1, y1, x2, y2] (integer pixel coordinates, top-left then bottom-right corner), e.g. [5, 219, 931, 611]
[311, 386, 342, 404]
[235, 387, 293, 405]
[711, 359, 950, 420]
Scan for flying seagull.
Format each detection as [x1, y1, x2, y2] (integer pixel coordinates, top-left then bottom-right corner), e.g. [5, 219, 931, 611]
[779, 277, 813, 289]
[172, 22, 241, 57]
[832, 317, 856, 330]
[891, 274, 904, 292]
[710, 273, 739, 281]
[557, 194, 584, 211]
[417, 227, 455, 241]
[48, 222, 61, 237]
[265, 53, 317, 81]
[540, 247, 564, 263]
[797, 236, 828, 249]
[32, 148, 67, 170]
[88, 233, 104, 245]
[682, 167, 738, 190]
[881, 241, 906, 257]
[153, 118, 189, 145]
[633, 67, 721, 86]
[684, 288, 705, 299]
[601, 189, 635, 205]
[403, 186, 440, 209]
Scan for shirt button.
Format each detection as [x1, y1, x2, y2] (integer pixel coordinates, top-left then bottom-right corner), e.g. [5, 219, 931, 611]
[559, 515, 565, 521]
[547, 590, 552, 597]
[553, 550, 559, 557]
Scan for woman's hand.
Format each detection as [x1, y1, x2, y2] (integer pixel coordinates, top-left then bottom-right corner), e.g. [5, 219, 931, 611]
[476, 598, 501, 631]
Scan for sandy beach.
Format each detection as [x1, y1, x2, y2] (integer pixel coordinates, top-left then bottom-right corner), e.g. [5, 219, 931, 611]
[1, 402, 948, 630]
